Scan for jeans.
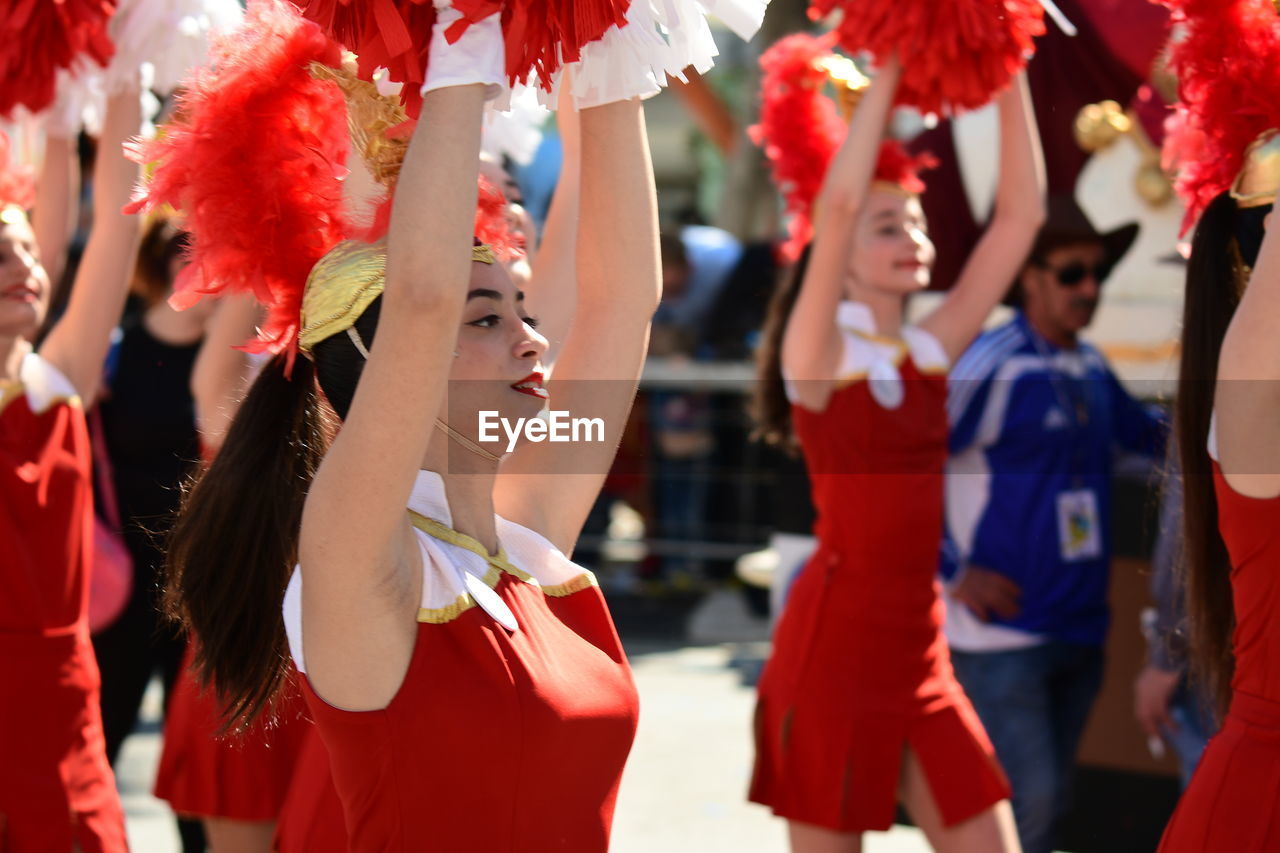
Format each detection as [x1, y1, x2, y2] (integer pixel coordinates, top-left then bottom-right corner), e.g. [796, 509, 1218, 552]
[951, 641, 1105, 853]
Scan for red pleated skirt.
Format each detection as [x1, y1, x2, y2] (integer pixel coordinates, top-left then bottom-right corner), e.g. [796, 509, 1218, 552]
[1159, 690, 1280, 851]
[154, 647, 311, 821]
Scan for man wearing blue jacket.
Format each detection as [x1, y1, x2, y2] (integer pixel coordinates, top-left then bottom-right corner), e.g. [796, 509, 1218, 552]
[941, 196, 1167, 853]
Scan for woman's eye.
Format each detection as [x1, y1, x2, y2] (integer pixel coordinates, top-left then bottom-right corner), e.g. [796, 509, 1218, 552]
[523, 316, 540, 329]
[469, 314, 501, 328]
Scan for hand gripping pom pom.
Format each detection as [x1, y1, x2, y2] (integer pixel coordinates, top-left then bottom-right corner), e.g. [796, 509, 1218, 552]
[807, 0, 1045, 116]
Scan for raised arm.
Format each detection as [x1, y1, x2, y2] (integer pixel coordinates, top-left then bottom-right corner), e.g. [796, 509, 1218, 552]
[918, 73, 1046, 362]
[190, 291, 260, 455]
[40, 90, 143, 400]
[1214, 207, 1280, 497]
[781, 58, 901, 413]
[523, 86, 580, 367]
[32, 134, 78, 293]
[297, 86, 487, 711]
[494, 97, 661, 553]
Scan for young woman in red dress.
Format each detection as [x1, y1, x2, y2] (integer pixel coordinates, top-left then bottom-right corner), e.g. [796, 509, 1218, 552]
[0, 90, 141, 852]
[151, 11, 666, 852]
[1158, 147, 1280, 853]
[1150, 4, 1280, 847]
[751, 53, 1046, 852]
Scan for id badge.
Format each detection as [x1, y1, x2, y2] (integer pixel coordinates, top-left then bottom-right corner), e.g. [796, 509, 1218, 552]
[1057, 489, 1102, 562]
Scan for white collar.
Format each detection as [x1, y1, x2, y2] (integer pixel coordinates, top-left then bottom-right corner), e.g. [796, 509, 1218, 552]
[408, 469, 454, 526]
[836, 301, 878, 335]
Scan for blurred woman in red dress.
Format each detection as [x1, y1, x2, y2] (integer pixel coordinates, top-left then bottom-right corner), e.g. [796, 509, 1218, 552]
[0, 90, 141, 852]
[750, 38, 1045, 853]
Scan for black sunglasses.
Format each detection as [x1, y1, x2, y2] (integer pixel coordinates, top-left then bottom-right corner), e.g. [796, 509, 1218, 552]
[1041, 260, 1112, 287]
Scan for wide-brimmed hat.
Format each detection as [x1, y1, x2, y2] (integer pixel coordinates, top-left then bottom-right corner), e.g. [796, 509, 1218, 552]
[1006, 195, 1139, 306]
[1033, 195, 1139, 265]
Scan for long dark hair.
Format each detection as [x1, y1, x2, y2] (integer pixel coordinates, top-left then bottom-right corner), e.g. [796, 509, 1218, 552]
[753, 245, 812, 452]
[164, 299, 382, 731]
[1176, 191, 1248, 716]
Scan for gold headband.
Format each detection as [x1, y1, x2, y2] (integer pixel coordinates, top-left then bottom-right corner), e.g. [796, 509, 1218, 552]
[299, 240, 497, 353]
[1231, 130, 1280, 209]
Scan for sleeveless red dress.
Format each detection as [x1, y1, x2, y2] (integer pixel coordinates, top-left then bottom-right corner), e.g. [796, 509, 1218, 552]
[281, 470, 640, 851]
[0, 354, 127, 852]
[153, 644, 311, 821]
[1158, 460, 1280, 851]
[751, 303, 1010, 832]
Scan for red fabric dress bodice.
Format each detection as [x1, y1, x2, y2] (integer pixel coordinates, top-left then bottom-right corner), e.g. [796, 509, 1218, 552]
[0, 354, 92, 634]
[1215, 465, 1280, 703]
[285, 471, 639, 852]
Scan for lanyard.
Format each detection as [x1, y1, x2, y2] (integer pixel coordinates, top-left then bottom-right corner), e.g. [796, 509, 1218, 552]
[1028, 330, 1091, 488]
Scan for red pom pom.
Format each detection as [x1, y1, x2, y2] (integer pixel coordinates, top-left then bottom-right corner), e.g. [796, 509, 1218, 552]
[287, 0, 436, 119]
[808, 0, 1044, 115]
[288, 0, 629, 116]
[127, 0, 349, 362]
[0, 131, 36, 210]
[750, 33, 935, 262]
[1160, 0, 1280, 233]
[0, 0, 117, 118]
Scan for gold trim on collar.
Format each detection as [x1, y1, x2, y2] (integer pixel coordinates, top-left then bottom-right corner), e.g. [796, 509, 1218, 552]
[541, 572, 598, 597]
[418, 592, 476, 624]
[0, 380, 22, 418]
[407, 509, 532, 583]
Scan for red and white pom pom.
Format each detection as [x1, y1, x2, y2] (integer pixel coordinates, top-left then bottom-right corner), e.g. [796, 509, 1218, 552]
[0, 0, 118, 119]
[1160, 0, 1280, 233]
[807, 0, 1045, 116]
[750, 32, 935, 262]
[126, 0, 350, 362]
[0, 130, 36, 210]
[104, 0, 245, 95]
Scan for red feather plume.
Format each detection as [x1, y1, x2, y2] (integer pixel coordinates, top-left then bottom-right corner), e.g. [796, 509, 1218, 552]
[0, 131, 36, 210]
[126, 0, 350, 363]
[750, 32, 936, 262]
[1159, 0, 1280, 234]
[474, 175, 524, 261]
[0, 0, 117, 118]
[807, 0, 1044, 116]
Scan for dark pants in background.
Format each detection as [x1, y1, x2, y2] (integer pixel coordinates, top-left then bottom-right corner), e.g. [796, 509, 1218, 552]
[952, 641, 1105, 853]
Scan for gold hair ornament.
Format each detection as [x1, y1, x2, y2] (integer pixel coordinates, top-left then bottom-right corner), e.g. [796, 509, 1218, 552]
[310, 57, 411, 187]
[0, 204, 26, 225]
[298, 240, 497, 353]
[1231, 130, 1280, 210]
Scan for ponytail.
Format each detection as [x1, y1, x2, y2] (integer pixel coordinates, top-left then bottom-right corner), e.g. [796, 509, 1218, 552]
[164, 354, 334, 731]
[1176, 191, 1244, 718]
[753, 245, 812, 452]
